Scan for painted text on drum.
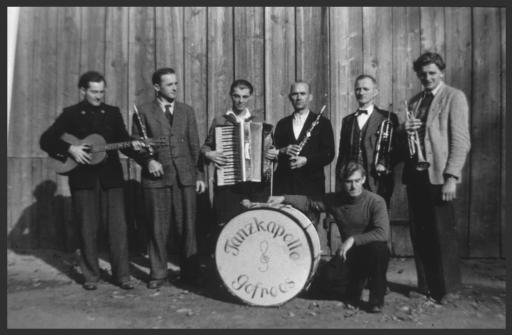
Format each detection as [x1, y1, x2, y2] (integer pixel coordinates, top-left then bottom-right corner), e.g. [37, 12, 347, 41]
[232, 274, 296, 300]
[223, 216, 305, 259]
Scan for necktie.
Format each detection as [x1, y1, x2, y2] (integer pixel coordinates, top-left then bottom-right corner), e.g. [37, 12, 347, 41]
[164, 105, 173, 126]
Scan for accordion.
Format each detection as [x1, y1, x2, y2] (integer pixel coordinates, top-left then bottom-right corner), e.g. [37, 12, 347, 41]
[215, 121, 273, 186]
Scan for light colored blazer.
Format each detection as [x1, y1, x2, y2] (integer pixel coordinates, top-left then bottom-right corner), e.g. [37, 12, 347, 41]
[407, 82, 471, 185]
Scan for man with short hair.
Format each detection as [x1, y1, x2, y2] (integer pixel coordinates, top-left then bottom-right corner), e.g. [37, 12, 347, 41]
[403, 52, 470, 304]
[273, 81, 335, 196]
[335, 74, 398, 207]
[201, 79, 277, 227]
[268, 162, 390, 313]
[40, 71, 143, 290]
[132, 67, 206, 289]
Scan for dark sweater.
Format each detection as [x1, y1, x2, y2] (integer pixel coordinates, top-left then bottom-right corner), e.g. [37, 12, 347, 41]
[284, 190, 389, 246]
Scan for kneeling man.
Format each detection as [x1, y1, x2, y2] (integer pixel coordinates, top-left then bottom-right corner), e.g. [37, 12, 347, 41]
[268, 161, 389, 313]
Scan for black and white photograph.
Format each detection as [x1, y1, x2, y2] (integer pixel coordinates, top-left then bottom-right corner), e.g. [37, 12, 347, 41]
[6, 5, 508, 329]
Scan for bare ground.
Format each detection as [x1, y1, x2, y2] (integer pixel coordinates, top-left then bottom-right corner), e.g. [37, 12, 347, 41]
[7, 248, 506, 329]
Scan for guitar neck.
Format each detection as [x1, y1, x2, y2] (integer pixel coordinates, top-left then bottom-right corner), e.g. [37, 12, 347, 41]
[92, 141, 132, 153]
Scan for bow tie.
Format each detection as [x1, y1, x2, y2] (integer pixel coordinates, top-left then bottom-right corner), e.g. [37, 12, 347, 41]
[355, 109, 368, 116]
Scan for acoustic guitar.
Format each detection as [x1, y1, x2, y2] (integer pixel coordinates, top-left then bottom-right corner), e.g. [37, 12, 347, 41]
[51, 133, 168, 174]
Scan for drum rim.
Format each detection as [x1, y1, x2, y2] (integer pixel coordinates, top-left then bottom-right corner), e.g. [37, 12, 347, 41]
[214, 206, 318, 307]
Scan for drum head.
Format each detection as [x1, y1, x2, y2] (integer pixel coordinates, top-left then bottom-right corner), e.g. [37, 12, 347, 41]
[215, 207, 318, 306]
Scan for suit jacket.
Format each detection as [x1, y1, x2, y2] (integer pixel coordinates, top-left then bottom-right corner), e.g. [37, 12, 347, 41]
[402, 83, 471, 185]
[335, 106, 399, 194]
[132, 100, 203, 188]
[40, 100, 135, 190]
[273, 110, 335, 195]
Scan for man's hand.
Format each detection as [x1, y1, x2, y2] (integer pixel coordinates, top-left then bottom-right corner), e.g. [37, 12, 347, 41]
[337, 236, 355, 261]
[147, 159, 164, 177]
[196, 180, 206, 194]
[265, 146, 279, 161]
[267, 195, 285, 205]
[281, 144, 301, 156]
[289, 156, 307, 169]
[130, 140, 147, 152]
[205, 151, 228, 168]
[68, 144, 91, 164]
[405, 116, 422, 135]
[442, 177, 457, 201]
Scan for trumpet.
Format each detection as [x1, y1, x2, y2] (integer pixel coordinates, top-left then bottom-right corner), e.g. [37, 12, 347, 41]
[404, 101, 429, 171]
[374, 114, 394, 176]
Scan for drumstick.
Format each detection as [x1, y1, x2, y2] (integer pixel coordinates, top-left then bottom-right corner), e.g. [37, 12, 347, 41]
[270, 160, 274, 197]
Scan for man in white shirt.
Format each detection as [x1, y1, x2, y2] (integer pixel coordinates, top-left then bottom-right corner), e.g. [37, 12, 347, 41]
[273, 81, 335, 197]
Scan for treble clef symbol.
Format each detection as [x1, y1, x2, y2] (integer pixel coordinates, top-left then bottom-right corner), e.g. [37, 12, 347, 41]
[258, 240, 270, 272]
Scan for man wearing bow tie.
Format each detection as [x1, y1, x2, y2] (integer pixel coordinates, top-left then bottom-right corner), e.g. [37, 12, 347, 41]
[132, 68, 206, 289]
[403, 52, 470, 304]
[335, 75, 399, 208]
[201, 79, 277, 228]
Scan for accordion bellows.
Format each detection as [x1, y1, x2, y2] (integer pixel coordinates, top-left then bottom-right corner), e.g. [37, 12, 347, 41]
[215, 121, 272, 186]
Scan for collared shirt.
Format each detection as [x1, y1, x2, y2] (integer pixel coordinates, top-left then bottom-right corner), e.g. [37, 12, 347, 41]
[158, 98, 175, 114]
[425, 81, 444, 97]
[293, 110, 310, 140]
[356, 104, 374, 129]
[226, 108, 251, 123]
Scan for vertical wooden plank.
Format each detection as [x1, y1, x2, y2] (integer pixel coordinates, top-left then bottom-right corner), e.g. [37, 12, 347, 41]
[296, 7, 330, 198]
[79, 7, 106, 74]
[8, 8, 34, 157]
[105, 7, 129, 121]
[390, 7, 421, 225]
[234, 7, 265, 112]
[420, 7, 446, 54]
[470, 8, 501, 258]
[328, 7, 363, 193]
[445, 7, 472, 258]
[264, 7, 295, 127]
[207, 7, 234, 126]
[362, 7, 393, 110]
[32, 7, 58, 159]
[155, 7, 185, 103]
[56, 7, 81, 114]
[184, 7, 208, 143]
[500, 8, 506, 258]
[128, 7, 156, 111]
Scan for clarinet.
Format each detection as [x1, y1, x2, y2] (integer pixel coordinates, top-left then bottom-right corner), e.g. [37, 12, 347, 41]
[133, 104, 154, 156]
[295, 105, 327, 155]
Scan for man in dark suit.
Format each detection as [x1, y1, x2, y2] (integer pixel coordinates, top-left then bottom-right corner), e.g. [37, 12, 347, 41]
[402, 52, 470, 304]
[40, 71, 143, 290]
[201, 79, 277, 227]
[132, 68, 206, 289]
[335, 74, 399, 207]
[273, 81, 335, 197]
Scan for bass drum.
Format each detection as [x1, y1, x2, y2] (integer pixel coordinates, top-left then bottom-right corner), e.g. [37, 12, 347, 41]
[215, 206, 321, 306]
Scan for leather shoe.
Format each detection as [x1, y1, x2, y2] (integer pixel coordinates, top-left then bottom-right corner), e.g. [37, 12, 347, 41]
[148, 279, 164, 289]
[368, 304, 383, 313]
[119, 280, 135, 290]
[83, 282, 98, 290]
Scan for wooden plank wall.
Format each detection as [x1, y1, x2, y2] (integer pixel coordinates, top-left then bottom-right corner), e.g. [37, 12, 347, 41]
[7, 7, 506, 258]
